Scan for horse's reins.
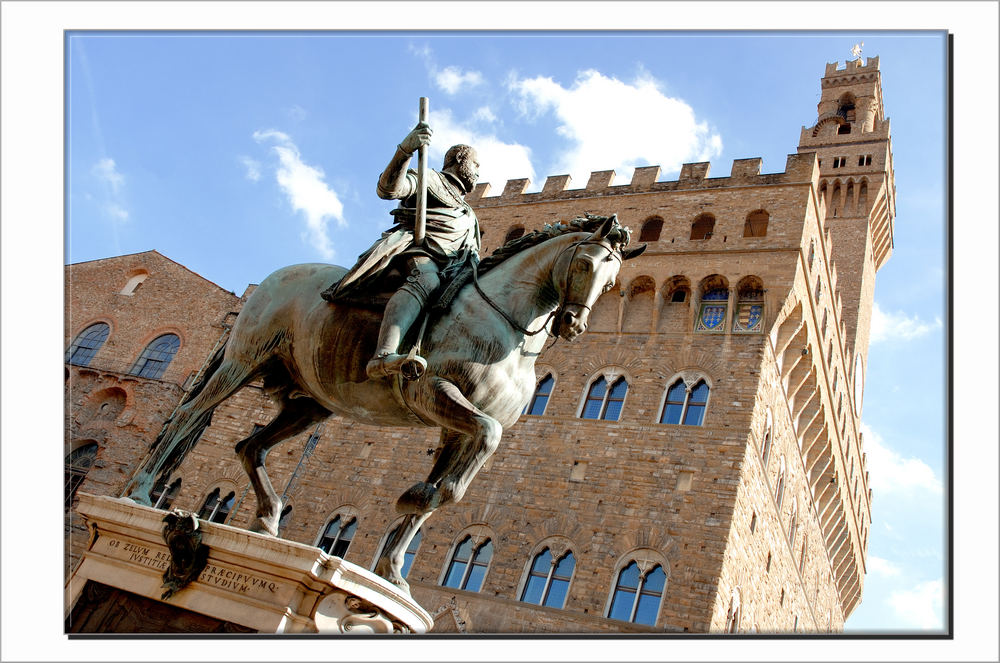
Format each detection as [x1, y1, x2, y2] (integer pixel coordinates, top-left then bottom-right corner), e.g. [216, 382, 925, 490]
[471, 239, 622, 339]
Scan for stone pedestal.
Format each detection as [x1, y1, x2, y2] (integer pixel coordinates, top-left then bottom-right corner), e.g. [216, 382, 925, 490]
[66, 493, 432, 634]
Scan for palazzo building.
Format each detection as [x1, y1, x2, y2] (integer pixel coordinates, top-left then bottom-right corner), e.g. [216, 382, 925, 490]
[65, 57, 894, 633]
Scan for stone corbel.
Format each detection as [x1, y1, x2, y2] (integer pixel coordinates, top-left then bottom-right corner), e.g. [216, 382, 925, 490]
[314, 591, 411, 634]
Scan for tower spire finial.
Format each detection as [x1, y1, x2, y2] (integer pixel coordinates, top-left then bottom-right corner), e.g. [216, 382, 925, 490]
[850, 42, 864, 60]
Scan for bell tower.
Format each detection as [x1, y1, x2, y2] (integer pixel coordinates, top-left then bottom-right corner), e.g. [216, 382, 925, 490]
[797, 55, 895, 416]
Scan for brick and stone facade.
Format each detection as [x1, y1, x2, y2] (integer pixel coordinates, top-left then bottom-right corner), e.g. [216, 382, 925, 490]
[65, 58, 892, 633]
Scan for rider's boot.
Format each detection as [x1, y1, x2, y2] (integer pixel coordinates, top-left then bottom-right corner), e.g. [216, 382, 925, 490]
[366, 289, 428, 380]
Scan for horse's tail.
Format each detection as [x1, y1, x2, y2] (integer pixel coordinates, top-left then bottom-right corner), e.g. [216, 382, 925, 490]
[141, 335, 231, 487]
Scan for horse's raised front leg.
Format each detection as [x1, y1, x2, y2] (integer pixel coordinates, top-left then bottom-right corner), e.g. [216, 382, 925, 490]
[397, 377, 503, 514]
[235, 396, 328, 536]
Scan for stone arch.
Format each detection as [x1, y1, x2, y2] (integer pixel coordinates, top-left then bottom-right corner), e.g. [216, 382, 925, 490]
[84, 386, 128, 423]
[743, 209, 769, 237]
[845, 180, 856, 215]
[857, 178, 869, 215]
[690, 213, 715, 240]
[658, 275, 691, 334]
[623, 276, 656, 333]
[638, 216, 664, 242]
[120, 269, 149, 296]
[831, 181, 842, 217]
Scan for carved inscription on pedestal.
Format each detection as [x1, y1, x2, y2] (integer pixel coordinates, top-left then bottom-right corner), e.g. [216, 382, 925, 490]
[92, 535, 284, 602]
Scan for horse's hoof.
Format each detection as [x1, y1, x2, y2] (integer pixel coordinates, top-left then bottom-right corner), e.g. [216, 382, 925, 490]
[249, 517, 279, 537]
[396, 481, 439, 514]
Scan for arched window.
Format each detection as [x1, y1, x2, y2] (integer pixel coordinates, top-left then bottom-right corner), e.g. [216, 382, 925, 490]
[66, 323, 110, 366]
[726, 588, 742, 633]
[639, 217, 663, 242]
[130, 334, 180, 379]
[198, 487, 235, 524]
[761, 411, 774, 470]
[807, 240, 816, 270]
[775, 456, 786, 509]
[659, 379, 710, 426]
[318, 514, 358, 558]
[607, 561, 666, 626]
[524, 374, 554, 416]
[799, 539, 808, 575]
[504, 225, 526, 244]
[120, 272, 148, 295]
[837, 95, 856, 123]
[442, 535, 492, 592]
[580, 375, 628, 421]
[734, 277, 765, 333]
[743, 210, 769, 237]
[65, 442, 99, 507]
[695, 277, 729, 332]
[151, 477, 182, 510]
[376, 524, 423, 579]
[521, 548, 575, 609]
[690, 214, 715, 240]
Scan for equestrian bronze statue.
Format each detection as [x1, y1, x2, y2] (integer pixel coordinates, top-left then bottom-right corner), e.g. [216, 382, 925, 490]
[124, 116, 646, 592]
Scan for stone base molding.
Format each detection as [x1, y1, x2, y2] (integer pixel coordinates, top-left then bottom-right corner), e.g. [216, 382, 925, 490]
[66, 493, 432, 634]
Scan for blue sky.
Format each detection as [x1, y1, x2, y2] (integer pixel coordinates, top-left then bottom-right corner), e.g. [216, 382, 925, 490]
[65, 30, 948, 634]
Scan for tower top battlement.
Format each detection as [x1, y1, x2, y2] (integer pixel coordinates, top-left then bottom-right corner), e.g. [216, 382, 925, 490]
[824, 56, 880, 78]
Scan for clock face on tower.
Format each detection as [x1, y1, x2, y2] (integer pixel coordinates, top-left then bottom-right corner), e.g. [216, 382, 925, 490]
[854, 354, 864, 416]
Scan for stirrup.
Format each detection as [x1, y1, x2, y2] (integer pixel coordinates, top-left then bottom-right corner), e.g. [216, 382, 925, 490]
[366, 353, 427, 380]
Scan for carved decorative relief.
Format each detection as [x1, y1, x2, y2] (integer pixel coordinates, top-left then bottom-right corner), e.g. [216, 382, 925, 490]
[314, 591, 411, 634]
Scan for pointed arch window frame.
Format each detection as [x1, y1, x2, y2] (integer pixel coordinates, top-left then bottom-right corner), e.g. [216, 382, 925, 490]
[658, 375, 711, 426]
[441, 533, 493, 592]
[520, 546, 576, 609]
[579, 373, 629, 422]
[317, 513, 359, 558]
[606, 558, 667, 626]
[524, 373, 555, 416]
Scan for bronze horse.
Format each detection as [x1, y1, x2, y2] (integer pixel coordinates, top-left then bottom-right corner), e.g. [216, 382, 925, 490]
[125, 213, 644, 591]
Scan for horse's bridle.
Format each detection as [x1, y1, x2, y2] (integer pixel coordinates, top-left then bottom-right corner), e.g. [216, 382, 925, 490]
[471, 238, 622, 338]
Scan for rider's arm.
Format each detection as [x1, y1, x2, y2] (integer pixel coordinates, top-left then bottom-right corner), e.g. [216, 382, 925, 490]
[377, 122, 431, 200]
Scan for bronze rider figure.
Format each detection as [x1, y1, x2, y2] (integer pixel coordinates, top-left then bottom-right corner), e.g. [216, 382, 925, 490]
[320, 121, 481, 380]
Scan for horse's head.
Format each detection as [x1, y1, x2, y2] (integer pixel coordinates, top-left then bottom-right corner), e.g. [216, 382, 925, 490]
[552, 214, 647, 341]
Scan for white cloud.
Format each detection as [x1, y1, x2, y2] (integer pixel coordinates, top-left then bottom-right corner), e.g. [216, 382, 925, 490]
[862, 423, 942, 496]
[92, 157, 124, 194]
[91, 157, 128, 221]
[870, 302, 942, 344]
[472, 106, 497, 124]
[253, 129, 344, 259]
[105, 203, 129, 221]
[867, 555, 902, 577]
[887, 579, 944, 630]
[240, 156, 261, 182]
[426, 108, 535, 192]
[508, 69, 723, 186]
[435, 66, 484, 95]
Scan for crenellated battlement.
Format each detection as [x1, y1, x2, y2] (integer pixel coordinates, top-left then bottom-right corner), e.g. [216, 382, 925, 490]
[466, 153, 820, 207]
[824, 56, 879, 78]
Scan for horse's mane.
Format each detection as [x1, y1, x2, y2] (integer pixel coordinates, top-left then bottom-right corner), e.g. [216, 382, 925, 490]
[477, 213, 629, 274]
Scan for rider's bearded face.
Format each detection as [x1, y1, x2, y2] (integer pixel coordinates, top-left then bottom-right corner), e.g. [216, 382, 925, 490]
[453, 151, 479, 191]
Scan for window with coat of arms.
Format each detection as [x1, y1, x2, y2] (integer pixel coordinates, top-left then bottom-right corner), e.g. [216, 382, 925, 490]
[695, 275, 730, 332]
[733, 276, 765, 333]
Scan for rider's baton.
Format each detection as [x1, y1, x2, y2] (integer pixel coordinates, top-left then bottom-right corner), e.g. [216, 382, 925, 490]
[414, 97, 428, 247]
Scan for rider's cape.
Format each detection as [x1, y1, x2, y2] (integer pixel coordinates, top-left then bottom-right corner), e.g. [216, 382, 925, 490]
[321, 168, 480, 304]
